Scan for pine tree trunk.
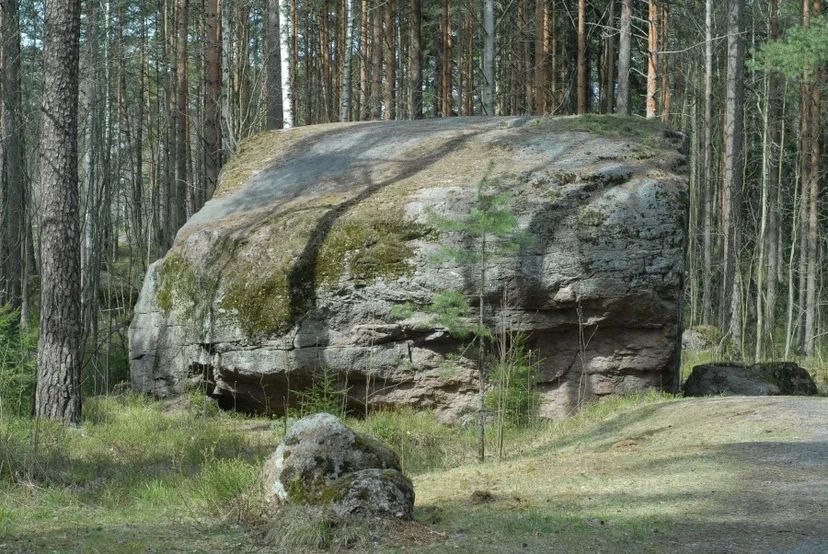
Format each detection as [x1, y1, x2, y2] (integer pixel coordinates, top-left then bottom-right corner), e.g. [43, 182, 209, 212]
[577, 0, 587, 114]
[721, 0, 745, 357]
[759, 0, 783, 358]
[175, 0, 189, 231]
[600, 0, 616, 113]
[383, 0, 395, 119]
[0, 0, 24, 310]
[659, 3, 670, 122]
[615, 0, 631, 114]
[359, 0, 369, 120]
[520, 0, 532, 111]
[534, 0, 547, 114]
[205, 0, 222, 201]
[370, 0, 382, 119]
[646, 0, 658, 119]
[701, 0, 714, 324]
[36, 0, 83, 424]
[804, 0, 822, 356]
[409, 0, 423, 119]
[290, 0, 297, 123]
[441, 0, 452, 116]
[482, 0, 495, 115]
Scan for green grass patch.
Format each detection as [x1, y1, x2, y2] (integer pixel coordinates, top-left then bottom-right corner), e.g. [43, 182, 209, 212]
[2, 391, 823, 552]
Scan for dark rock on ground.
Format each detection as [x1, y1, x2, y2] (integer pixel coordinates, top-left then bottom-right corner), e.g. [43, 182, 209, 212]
[129, 116, 688, 421]
[683, 362, 819, 397]
[261, 413, 413, 519]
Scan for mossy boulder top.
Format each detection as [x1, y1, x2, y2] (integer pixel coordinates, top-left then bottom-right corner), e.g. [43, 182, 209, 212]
[129, 115, 688, 421]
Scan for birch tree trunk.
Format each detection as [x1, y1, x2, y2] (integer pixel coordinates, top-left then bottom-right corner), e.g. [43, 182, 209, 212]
[340, 0, 354, 121]
[266, 0, 284, 129]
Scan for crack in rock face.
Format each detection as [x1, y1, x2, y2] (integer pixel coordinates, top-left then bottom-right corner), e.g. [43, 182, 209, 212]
[128, 116, 689, 422]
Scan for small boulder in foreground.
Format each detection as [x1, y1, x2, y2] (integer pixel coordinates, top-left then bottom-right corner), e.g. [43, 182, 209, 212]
[261, 413, 414, 520]
[683, 362, 818, 397]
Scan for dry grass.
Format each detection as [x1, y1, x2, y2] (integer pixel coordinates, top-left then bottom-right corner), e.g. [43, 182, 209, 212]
[411, 395, 828, 552]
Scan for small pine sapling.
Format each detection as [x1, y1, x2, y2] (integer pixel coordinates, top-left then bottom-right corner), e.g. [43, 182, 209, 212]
[395, 173, 530, 462]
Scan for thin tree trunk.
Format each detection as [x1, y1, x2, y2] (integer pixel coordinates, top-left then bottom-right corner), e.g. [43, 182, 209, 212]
[534, 0, 547, 114]
[370, 0, 382, 119]
[577, 0, 587, 113]
[482, 0, 495, 115]
[409, 0, 423, 119]
[36, 0, 83, 424]
[0, 0, 24, 310]
[520, 0, 532, 111]
[601, 0, 616, 113]
[646, 0, 658, 119]
[701, 0, 714, 324]
[759, 0, 783, 359]
[383, 0, 395, 119]
[441, 0, 452, 116]
[266, 0, 284, 129]
[359, 0, 369, 120]
[174, 0, 189, 232]
[340, 0, 355, 121]
[660, 3, 670, 122]
[205, 0, 222, 204]
[721, 0, 745, 357]
[804, 0, 822, 356]
[615, 0, 631, 114]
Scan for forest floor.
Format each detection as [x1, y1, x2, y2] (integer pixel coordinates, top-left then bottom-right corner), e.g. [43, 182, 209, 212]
[1, 393, 826, 553]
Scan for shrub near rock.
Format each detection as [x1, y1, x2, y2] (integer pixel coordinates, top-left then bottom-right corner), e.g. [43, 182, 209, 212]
[261, 413, 414, 519]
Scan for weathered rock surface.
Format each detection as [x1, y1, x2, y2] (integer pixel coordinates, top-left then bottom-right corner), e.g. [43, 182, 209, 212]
[683, 362, 819, 397]
[129, 115, 688, 421]
[261, 413, 413, 519]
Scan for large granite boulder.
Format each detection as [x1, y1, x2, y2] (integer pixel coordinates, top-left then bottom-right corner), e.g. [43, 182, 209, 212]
[683, 362, 819, 397]
[261, 413, 413, 519]
[129, 115, 688, 421]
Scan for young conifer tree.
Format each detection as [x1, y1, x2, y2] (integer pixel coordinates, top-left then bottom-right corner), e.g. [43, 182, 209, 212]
[407, 174, 528, 462]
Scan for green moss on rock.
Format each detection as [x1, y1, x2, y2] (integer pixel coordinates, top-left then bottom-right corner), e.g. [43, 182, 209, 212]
[316, 209, 429, 286]
[530, 114, 679, 148]
[221, 272, 292, 338]
[156, 251, 198, 317]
